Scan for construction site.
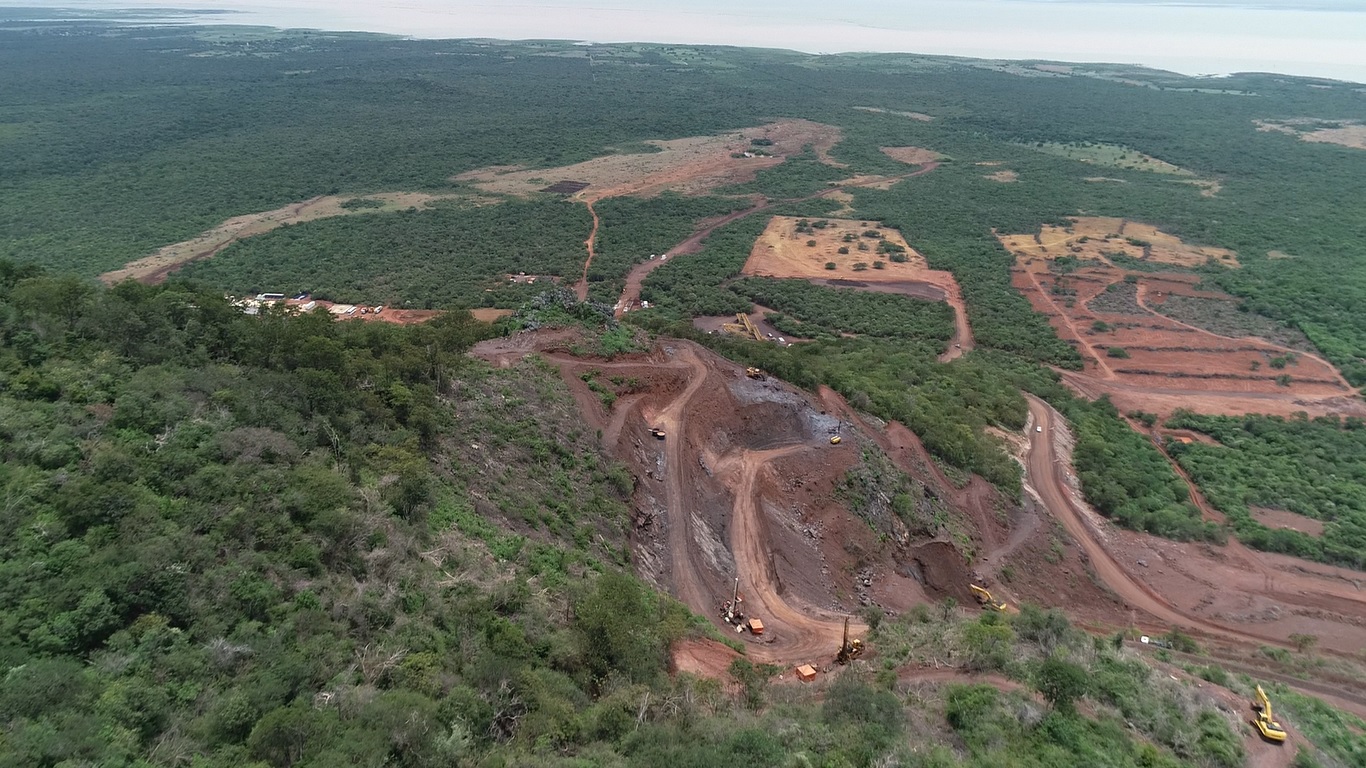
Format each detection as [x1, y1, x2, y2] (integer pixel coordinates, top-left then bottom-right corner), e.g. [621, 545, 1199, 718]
[473, 328, 1366, 740]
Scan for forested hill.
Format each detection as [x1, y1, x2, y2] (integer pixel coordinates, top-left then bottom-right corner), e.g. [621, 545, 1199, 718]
[0, 267, 1263, 767]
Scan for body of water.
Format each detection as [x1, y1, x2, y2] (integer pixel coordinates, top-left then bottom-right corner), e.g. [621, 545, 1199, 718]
[24, 0, 1366, 82]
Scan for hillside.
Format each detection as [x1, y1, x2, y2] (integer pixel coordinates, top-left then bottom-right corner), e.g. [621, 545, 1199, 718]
[4, 12, 1366, 768]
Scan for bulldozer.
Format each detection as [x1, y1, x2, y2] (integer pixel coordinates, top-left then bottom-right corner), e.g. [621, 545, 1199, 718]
[745, 367, 765, 379]
[835, 617, 864, 664]
[1251, 685, 1287, 743]
[720, 578, 747, 632]
[970, 584, 1008, 612]
[721, 313, 765, 342]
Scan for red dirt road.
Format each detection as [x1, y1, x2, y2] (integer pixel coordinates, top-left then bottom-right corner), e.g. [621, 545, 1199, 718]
[1027, 396, 1366, 658]
[572, 200, 602, 301]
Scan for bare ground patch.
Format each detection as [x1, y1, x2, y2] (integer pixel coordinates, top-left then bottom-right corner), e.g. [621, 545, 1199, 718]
[984, 169, 1019, 183]
[746, 216, 927, 276]
[999, 216, 1240, 269]
[743, 216, 973, 359]
[880, 146, 945, 166]
[1005, 221, 1360, 417]
[470, 308, 515, 323]
[455, 119, 846, 202]
[100, 191, 484, 285]
[1256, 119, 1366, 150]
[853, 106, 933, 122]
[1251, 507, 1326, 537]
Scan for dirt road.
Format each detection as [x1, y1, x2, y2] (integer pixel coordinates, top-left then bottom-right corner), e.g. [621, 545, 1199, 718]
[572, 200, 602, 302]
[713, 444, 865, 663]
[1024, 395, 1287, 646]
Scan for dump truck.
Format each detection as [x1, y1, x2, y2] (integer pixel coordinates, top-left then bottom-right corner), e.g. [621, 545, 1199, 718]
[1252, 685, 1287, 743]
[836, 617, 864, 664]
[970, 584, 1008, 612]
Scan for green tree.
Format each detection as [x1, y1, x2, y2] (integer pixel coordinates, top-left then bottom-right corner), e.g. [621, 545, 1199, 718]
[1035, 657, 1089, 712]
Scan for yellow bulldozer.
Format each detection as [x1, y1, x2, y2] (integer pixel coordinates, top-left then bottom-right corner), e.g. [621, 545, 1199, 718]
[745, 367, 764, 379]
[970, 584, 1008, 612]
[721, 313, 765, 342]
[835, 617, 864, 664]
[1252, 685, 1287, 743]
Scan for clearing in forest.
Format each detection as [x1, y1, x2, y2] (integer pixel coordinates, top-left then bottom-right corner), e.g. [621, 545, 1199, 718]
[1255, 118, 1366, 150]
[1019, 141, 1193, 175]
[746, 216, 927, 276]
[1002, 220, 1362, 418]
[984, 169, 1019, 183]
[853, 106, 934, 122]
[880, 146, 945, 165]
[100, 192, 485, 285]
[742, 216, 973, 359]
[453, 119, 846, 201]
[1000, 216, 1239, 268]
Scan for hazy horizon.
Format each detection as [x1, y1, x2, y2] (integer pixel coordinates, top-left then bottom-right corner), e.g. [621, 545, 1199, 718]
[15, 0, 1366, 83]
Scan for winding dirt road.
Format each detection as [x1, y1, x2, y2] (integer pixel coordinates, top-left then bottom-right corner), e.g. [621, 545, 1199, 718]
[572, 200, 601, 301]
[713, 444, 866, 663]
[1025, 395, 1289, 646]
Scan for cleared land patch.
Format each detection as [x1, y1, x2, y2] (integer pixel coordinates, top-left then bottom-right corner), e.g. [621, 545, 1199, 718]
[100, 192, 483, 285]
[742, 216, 972, 359]
[1256, 118, 1366, 150]
[1000, 216, 1239, 269]
[1002, 220, 1361, 418]
[746, 215, 927, 276]
[880, 146, 945, 166]
[1019, 141, 1193, 175]
[984, 169, 1019, 183]
[454, 119, 846, 202]
[852, 106, 933, 122]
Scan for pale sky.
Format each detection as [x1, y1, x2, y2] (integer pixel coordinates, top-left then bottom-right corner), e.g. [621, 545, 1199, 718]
[24, 0, 1366, 82]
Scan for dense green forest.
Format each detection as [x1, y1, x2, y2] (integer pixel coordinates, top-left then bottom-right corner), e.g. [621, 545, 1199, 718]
[1166, 412, 1366, 568]
[180, 199, 591, 308]
[3, 21, 1364, 385]
[0, 265, 1260, 767]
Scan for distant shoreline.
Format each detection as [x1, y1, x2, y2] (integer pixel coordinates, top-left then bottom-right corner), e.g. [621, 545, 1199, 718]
[12, 0, 1366, 83]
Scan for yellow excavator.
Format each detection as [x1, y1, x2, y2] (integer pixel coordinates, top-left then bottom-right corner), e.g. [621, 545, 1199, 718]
[970, 584, 1008, 612]
[1252, 685, 1287, 743]
[745, 367, 765, 379]
[835, 617, 864, 664]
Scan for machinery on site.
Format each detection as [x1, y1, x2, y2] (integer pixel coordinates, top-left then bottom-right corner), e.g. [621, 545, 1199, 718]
[721, 313, 765, 342]
[970, 584, 1008, 612]
[721, 578, 747, 632]
[835, 617, 864, 664]
[829, 435, 842, 445]
[1251, 685, 1288, 743]
[649, 427, 666, 440]
[745, 367, 765, 379]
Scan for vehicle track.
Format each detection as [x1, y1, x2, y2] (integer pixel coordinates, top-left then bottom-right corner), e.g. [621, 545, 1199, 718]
[1024, 395, 1289, 647]
[572, 199, 601, 301]
[714, 444, 864, 663]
